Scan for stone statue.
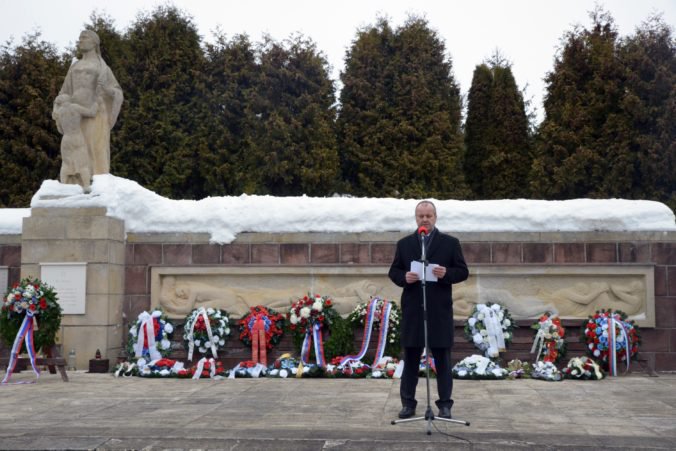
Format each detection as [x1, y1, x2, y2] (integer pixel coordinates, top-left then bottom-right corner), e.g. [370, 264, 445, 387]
[53, 30, 123, 188]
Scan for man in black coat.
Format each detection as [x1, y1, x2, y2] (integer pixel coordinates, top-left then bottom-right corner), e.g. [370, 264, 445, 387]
[388, 200, 469, 419]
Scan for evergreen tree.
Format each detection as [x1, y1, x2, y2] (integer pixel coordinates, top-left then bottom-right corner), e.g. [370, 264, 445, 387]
[203, 33, 260, 195]
[338, 17, 469, 198]
[620, 15, 676, 210]
[0, 33, 66, 207]
[531, 8, 629, 199]
[251, 34, 339, 196]
[464, 64, 494, 198]
[112, 5, 211, 199]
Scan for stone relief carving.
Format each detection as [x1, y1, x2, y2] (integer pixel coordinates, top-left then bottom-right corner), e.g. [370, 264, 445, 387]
[151, 266, 653, 326]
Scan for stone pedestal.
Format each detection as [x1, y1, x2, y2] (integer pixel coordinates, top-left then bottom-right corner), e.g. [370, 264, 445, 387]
[21, 207, 125, 370]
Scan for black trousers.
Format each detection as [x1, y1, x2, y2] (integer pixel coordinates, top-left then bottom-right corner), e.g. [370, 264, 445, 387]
[400, 346, 453, 409]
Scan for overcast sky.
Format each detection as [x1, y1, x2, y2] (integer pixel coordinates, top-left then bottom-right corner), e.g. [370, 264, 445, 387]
[1, 1, 674, 121]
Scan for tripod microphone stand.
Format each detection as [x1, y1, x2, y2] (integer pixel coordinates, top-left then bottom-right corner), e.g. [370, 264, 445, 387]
[391, 230, 470, 435]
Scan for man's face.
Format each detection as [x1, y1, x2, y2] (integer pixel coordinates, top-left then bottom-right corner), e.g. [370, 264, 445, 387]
[415, 203, 437, 231]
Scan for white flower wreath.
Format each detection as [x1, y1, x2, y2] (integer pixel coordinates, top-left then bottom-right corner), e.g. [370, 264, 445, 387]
[126, 309, 174, 361]
[452, 354, 507, 379]
[183, 307, 231, 359]
[464, 302, 515, 358]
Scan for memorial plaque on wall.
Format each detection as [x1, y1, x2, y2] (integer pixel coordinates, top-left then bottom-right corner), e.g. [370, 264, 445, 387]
[0, 266, 8, 298]
[40, 263, 87, 314]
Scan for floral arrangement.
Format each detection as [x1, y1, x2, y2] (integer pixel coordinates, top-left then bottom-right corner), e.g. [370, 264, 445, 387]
[531, 311, 566, 363]
[177, 358, 226, 379]
[464, 302, 514, 358]
[126, 309, 174, 361]
[347, 296, 401, 358]
[506, 359, 532, 379]
[267, 355, 324, 378]
[238, 305, 285, 350]
[452, 354, 507, 379]
[370, 357, 401, 379]
[562, 356, 605, 380]
[583, 309, 640, 372]
[288, 293, 338, 339]
[113, 361, 138, 377]
[0, 277, 62, 352]
[227, 360, 267, 378]
[138, 358, 184, 377]
[183, 307, 231, 359]
[531, 360, 562, 381]
[325, 356, 371, 378]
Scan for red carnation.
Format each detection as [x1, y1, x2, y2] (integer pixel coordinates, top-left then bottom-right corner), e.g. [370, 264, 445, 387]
[29, 304, 36, 311]
[39, 298, 48, 309]
[325, 300, 332, 307]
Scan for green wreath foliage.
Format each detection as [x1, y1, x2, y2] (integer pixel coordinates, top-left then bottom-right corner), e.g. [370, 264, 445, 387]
[0, 277, 62, 353]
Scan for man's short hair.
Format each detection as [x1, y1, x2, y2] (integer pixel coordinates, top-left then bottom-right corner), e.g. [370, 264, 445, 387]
[415, 200, 437, 215]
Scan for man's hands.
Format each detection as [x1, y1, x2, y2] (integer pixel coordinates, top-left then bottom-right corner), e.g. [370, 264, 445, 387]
[406, 265, 446, 284]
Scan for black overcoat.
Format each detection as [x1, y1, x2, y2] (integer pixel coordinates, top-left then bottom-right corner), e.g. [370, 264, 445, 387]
[388, 230, 469, 348]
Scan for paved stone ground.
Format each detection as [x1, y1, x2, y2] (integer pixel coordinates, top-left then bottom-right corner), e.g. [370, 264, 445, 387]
[0, 371, 675, 450]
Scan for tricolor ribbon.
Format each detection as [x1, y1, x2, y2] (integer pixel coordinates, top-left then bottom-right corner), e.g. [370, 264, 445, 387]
[187, 307, 218, 361]
[300, 322, 326, 367]
[607, 316, 631, 377]
[340, 297, 393, 367]
[134, 311, 162, 361]
[1, 311, 40, 385]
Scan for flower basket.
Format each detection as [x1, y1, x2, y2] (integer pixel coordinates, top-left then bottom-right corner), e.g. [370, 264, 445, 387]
[127, 309, 174, 361]
[582, 309, 640, 375]
[531, 361, 562, 381]
[464, 302, 514, 358]
[562, 356, 605, 380]
[183, 307, 231, 360]
[325, 356, 371, 378]
[369, 356, 401, 379]
[0, 277, 62, 353]
[452, 354, 507, 379]
[506, 359, 533, 379]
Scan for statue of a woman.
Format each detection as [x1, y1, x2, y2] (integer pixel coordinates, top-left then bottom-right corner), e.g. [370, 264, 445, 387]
[54, 30, 123, 184]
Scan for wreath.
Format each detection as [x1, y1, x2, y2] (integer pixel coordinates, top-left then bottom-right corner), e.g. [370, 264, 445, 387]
[126, 309, 174, 361]
[452, 354, 507, 379]
[370, 357, 400, 379]
[267, 355, 324, 378]
[183, 307, 231, 359]
[238, 305, 285, 350]
[347, 296, 401, 358]
[464, 302, 514, 358]
[531, 311, 566, 363]
[506, 359, 533, 379]
[582, 309, 640, 372]
[562, 356, 605, 380]
[531, 361, 562, 381]
[177, 358, 226, 379]
[227, 360, 268, 378]
[138, 358, 184, 378]
[287, 293, 338, 350]
[0, 277, 62, 353]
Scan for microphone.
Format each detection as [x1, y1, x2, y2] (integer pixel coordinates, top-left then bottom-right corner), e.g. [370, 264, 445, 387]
[418, 226, 428, 237]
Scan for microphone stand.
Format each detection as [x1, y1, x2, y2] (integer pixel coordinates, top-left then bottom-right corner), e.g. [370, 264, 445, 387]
[391, 231, 470, 434]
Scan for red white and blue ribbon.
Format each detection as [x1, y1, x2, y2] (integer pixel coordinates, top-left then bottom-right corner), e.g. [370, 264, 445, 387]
[340, 297, 392, 367]
[300, 322, 326, 367]
[607, 315, 631, 376]
[1, 312, 40, 385]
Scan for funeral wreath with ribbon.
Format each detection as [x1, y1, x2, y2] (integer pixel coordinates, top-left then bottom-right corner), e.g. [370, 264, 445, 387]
[126, 309, 174, 362]
[464, 302, 514, 358]
[183, 307, 231, 360]
[287, 293, 338, 367]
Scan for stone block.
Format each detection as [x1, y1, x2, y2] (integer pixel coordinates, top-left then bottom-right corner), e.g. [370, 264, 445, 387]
[461, 243, 490, 263]
[281, 244, 309, 264]
[133, 244, 162, 264]
[655, 352, 676, 371]
[371, 243, 395, 264]
[30, 207, 107, 217]
[0, 245, 21, 266]
[523, 243, 552, 263]
[654, 297, 675, 328]
[125, 265, 148, 295]
[125, 295, 150, 323]
[192, 244, 221, 264]
[554, 243, 585, 263]
[222, 244, 250, 264]
[492, 243, 521, 263]
[638, 328, 670, 352]
[19, 264, 40, 280]
[655, 266, 667, 296]
[125, 244, 134, 264]
[163, 244, 192, 265]
[653, 243, 676, 265]
[22, 216, 67, 239]
[311, 244, 339, 263]
[669, 267, 676, 297]
[586, 243, 617, 263]
[340, 243, 369, 264]
[61, 293, 123, 326]
[671, 329, 676, 353]
[21, 240, 115, 265]
[251, 244, 279, 264]
[65, 215, 124, 240]
[87, 263, 125, 295]
[619, 242, 651, 263]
